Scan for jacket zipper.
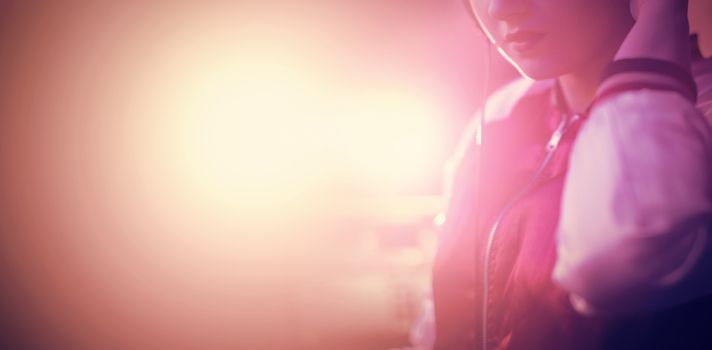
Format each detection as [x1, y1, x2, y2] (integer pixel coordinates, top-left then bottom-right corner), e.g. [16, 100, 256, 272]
[480, 112, 581, 350]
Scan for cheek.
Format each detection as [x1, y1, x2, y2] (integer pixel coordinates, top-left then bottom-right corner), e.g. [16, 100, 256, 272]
[498, 34, 582, 80]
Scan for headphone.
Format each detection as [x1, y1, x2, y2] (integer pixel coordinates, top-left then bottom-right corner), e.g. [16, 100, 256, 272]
[462, 0, 492, 146]
[461, 0, 491, 243]
[463, 0, 492, 346]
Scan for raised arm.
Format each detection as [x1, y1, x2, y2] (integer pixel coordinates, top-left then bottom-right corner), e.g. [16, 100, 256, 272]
[553, 0, 712, 315]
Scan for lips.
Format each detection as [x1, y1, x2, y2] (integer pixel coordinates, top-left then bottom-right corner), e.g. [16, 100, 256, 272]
[504, 30, 547, 53]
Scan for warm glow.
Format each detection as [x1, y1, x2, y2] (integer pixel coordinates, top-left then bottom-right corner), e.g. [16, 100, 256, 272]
[126, 10, 448, 221]
[0, 3, 486, 349]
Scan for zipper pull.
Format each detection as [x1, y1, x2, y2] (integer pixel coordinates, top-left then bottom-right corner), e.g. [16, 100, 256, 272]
[547, 122, 566, 151]
[547, 113, 580, 151]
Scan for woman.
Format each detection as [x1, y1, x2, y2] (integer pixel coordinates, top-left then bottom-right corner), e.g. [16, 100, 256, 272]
[429, 0, 712, 349]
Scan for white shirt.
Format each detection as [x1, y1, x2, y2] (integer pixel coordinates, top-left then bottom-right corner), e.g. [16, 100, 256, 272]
[553, 58, 712, 314]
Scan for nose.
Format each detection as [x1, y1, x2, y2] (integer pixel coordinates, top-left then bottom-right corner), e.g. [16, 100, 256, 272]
[488, 0, 527, 22]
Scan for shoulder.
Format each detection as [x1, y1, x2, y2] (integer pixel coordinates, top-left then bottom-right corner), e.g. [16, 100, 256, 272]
[452, 77, 552, 161]
[444, 77, 553, 195]
[482, 77, 553, 123]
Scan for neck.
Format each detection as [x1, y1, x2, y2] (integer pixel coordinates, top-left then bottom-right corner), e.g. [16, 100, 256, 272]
[557, 15, 634, 114]
[557, 65, 605, 114]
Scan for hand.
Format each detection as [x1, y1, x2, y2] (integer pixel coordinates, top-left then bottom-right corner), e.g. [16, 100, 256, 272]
[630, 0, 688, 20]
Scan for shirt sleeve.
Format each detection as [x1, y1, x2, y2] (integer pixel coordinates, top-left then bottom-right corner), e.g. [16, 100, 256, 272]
[553, 74, 712, 314]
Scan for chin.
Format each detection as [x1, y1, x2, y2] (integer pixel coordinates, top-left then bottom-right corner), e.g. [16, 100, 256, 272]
[512, 60, 564, 81]
[499, 49, 569, 81]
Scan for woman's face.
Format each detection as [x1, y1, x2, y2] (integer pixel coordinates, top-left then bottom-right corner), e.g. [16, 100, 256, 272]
[470, 0, 632, 80]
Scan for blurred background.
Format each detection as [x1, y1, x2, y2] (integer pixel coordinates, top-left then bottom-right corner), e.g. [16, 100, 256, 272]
[0, 1, 709, 349]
